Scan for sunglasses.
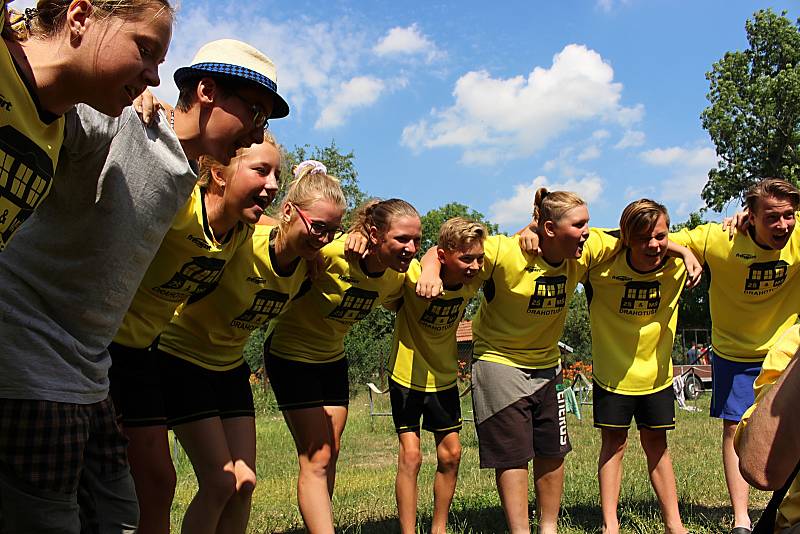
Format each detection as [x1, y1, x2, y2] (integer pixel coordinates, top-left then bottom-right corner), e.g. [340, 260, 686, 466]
[291, 203, 344, 240]
[231, 93, 269, 130]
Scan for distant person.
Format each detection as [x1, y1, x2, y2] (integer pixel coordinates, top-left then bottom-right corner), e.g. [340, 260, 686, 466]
[687, 343, 699, 364]
[385, 217, 486, 534]
[672, 178, 800, 533]
[736, 324, 800, 534]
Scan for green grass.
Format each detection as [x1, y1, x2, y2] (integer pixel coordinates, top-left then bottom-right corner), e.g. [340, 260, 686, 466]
[170, 388, 769, 533]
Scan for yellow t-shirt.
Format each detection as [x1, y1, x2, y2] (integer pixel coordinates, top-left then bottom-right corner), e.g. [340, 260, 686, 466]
[737, 325, 800, 532]
[388, 260, 483, 392]
[266, 234, 405, 364]
[587, 248, 687, 395]
[157, 224, 306, 370]
[0, 33, 65, 250]
[671, 223, 800, 362]
[114, 186, 251, 348]
[472, 229, 620, 369]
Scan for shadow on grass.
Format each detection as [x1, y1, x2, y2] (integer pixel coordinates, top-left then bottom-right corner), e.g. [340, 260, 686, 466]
[266, 501, 765, 534]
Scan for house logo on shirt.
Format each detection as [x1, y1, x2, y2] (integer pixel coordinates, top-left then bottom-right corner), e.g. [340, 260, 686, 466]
[744, 260, 788, 294]
[0, 94, 11, 112]
[328, 287, 378, 323]
[619, 281, 660, 316]
[230, 289, 289, 330]
[420, 297, 464, 332]
[0, 126, 54, 249]
[152, 256, 226, 302]
[527, 275, 567, 315]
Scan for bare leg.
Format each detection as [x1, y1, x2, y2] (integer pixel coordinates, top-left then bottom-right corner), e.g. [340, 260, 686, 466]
[533, 457, 564, 534]
[282, 405, 348, 534]
[174, 418, 237, 534]
[431, 431, 461, 534]
[216, 417, 257, 534]
[395, 431, 423, 534]
[640, 429, 687, 534]
[598, 428, 628, 534]
[496, 466, 531, 534]
[722, 420, 751, 529]
[122, 425, 175, 534]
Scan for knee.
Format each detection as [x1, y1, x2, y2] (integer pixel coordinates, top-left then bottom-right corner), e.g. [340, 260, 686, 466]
[236, 474, 257, 499]
[301, 445, 334, 477]
[198, 469, 237, 505]
[437, 443, 462, 472]
[399, 446, 423, 474]
[136, 464, 177, 502]
[602, 430, 628, 453]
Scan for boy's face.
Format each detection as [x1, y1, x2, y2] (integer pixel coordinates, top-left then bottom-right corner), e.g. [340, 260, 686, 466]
[748, 194, 796, 250]
[438, 241, 485, 286]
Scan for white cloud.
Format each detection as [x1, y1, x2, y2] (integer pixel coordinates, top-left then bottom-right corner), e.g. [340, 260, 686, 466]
[592, 129, 611, 140]
[148, 2, 404, 129]
[401, 44, 643, 165]
[316, 76, 387, 129]
[614, 130, 646, 149]
[489, 174, 605, 228]
[596, 0, 631, 12]
[577, 145, 601, 162]
[373, 24, 443, 62]
[639, 145, 718, 216]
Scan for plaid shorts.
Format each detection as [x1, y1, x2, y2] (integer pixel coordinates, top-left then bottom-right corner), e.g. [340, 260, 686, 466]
[0, 397, 128, 494]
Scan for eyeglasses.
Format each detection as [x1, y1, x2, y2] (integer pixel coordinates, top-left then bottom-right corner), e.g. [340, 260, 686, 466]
[231, 93, 269, 130]
[291, 203, 344, 239]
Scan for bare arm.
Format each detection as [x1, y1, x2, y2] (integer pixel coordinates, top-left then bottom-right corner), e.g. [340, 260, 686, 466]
[415, 246, 443, 298]
[666, 241, 702, 289]
[737, 352, 800, 490]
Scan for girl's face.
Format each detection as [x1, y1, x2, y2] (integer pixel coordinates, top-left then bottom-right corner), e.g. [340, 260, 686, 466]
[283, 199, 344, 261]
[221, 142, 281, 224]
[78, 3, 173, 116]
[545, 204, 590, 260]
[371, 215, 422, 273]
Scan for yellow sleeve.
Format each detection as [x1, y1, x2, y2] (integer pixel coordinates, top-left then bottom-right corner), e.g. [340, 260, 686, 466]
[578, 228, 622, 271]
[669, 224, 712, 263]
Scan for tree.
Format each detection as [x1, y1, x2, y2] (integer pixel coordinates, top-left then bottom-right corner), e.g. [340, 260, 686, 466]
[275, 140, 368, 226]
[419, 203, 500, 255]
[701, 9, 800, 211]
[671, 213, 711, 353]
[561, 288, 592, 365]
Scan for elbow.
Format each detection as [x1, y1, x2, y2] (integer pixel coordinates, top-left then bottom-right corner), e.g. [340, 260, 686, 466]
[739, 457, 787, 491]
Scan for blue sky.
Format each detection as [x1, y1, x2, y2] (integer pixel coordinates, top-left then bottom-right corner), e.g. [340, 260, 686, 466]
[16, 0, 797, 231]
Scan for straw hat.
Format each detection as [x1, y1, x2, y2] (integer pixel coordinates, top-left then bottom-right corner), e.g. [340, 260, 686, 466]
[174, 39, 289, 119]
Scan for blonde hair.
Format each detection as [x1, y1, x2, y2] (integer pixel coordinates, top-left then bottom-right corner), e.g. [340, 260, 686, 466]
[438, 217, 487, 251]
[533, 187, 586, 225]
[4, 0, 173, 41]
[275, 165, 346, 243]
[619, 199, 670, 247]
[196, 132, 280, 191]
[348, 198, 420, 238]
[744, 178, 800, 213]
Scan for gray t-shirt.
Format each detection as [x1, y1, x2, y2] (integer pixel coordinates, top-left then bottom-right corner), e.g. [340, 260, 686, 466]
[0, 105, 197, 404]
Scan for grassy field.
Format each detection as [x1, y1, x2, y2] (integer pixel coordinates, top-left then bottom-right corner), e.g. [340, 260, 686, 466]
[170, 387, 769, 533]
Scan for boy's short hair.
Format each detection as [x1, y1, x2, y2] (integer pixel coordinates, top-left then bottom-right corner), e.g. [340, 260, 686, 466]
[438, 217, 487, 251]
[744, 178, 800, 213]
[619, 199, 670, 247]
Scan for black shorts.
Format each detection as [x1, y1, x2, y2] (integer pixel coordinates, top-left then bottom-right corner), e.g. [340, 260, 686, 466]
[158, 349, 254, 427]
[593, 382, 675, 431]
[388, 379, 462, 434]
[472, 360, 571, 469]
[265, 352, 349, 411]
[108, 341, 167, 427]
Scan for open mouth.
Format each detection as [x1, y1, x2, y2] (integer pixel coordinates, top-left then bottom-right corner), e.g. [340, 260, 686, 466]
[253, 196, 269, 211]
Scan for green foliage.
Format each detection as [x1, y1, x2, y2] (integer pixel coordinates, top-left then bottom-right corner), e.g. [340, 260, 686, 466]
[274, 140, 368, 227]
[419, 202, 500, 255]
[701, 9, 800, 211]
[671, 214, 712, 334]
[242, 325, 268, 373]
[343, 307, 396, 389]
[561, 288, 592, 364]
